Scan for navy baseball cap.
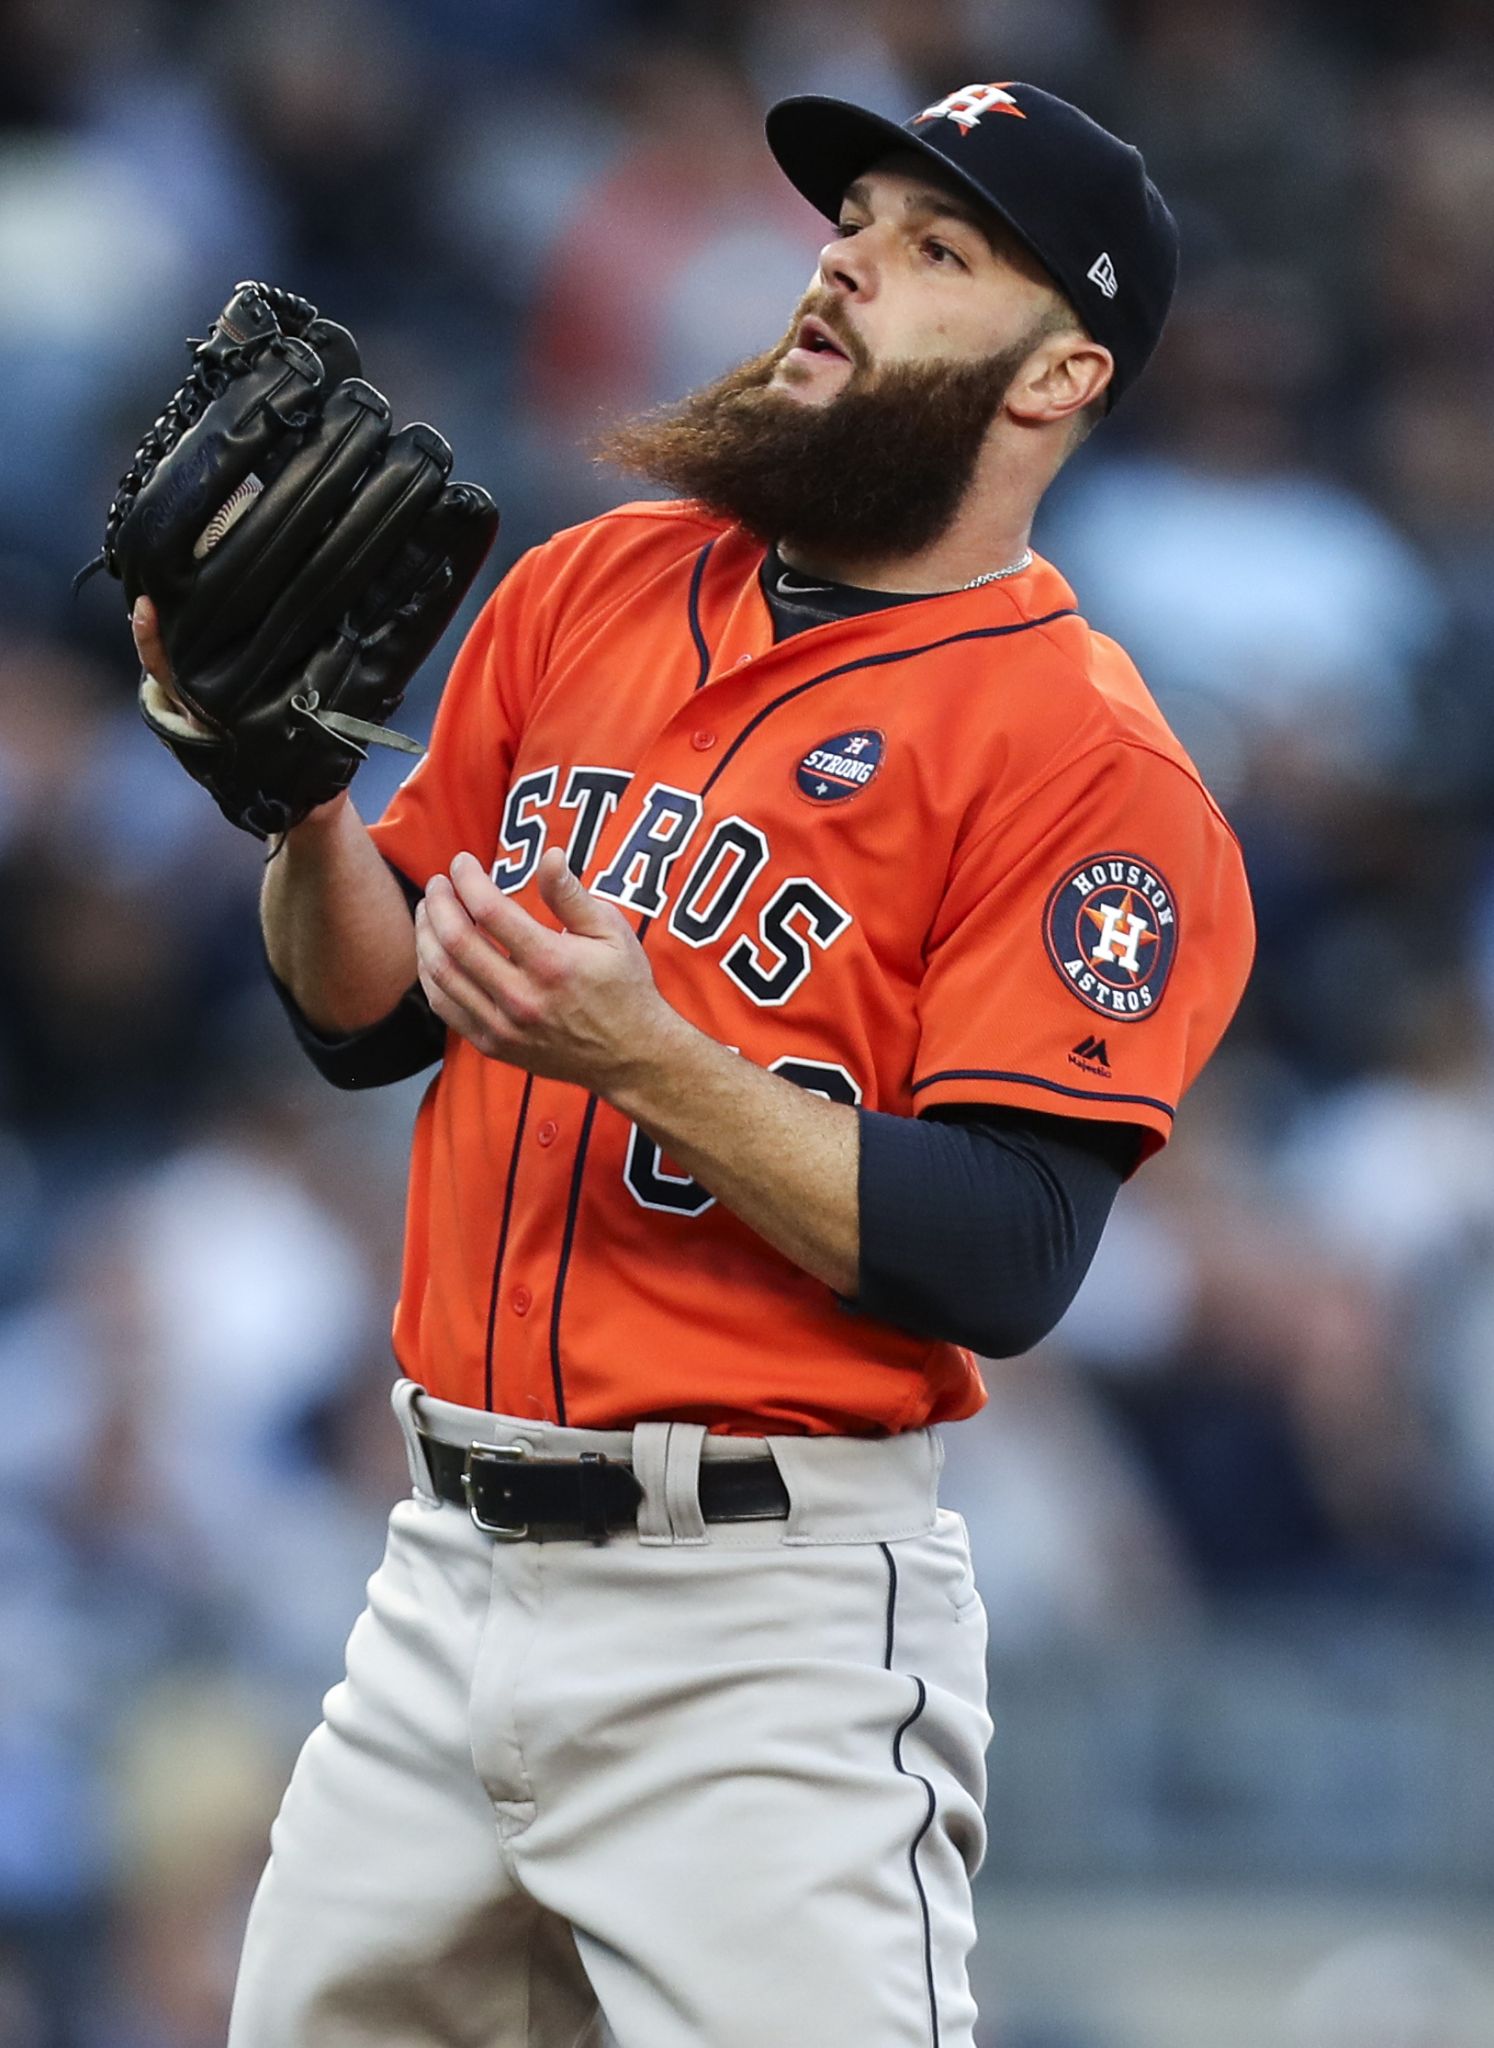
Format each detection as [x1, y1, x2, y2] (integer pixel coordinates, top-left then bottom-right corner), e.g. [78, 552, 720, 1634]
[765, 81, 1179, 409]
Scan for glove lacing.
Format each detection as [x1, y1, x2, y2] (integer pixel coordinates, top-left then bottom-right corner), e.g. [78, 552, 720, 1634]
[73, 282, 320, 594]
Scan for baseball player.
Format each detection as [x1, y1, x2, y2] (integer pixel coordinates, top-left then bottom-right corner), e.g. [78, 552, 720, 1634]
[133, 80, 1253, 2048]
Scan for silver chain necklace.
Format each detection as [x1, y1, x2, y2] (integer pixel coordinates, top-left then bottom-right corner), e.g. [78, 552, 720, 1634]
[960, 549, 1032, 591]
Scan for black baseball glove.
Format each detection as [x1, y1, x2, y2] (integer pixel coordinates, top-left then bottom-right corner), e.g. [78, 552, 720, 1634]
[84, 281, 499, 838]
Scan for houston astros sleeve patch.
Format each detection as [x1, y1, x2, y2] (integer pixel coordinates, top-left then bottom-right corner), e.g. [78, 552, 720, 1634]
[1043, 852, 1177, 1020]
[908, 740, 1254, 1159]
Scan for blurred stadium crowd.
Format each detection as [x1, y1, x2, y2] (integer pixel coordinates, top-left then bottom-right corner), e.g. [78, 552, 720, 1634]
[2, 0, 1494, 2043]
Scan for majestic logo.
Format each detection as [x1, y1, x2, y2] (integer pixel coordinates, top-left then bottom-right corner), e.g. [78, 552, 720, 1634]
[1069, 1035, 1112, 1076]
[796, 728, 885, 805]
[1044, 853, 1178, 1019]
[913, 83, 1025, 134]
[1086, 251, 1119, 299]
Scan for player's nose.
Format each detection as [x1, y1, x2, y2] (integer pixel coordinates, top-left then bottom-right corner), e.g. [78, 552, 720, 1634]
[817, 227, 876, 301]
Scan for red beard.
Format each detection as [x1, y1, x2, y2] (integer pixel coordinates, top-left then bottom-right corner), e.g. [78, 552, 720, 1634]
[597, 294, 1041, 564]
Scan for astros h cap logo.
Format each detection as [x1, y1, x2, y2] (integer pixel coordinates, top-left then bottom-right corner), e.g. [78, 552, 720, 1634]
[764, 79, 1179, 410]
[912, 83, 1027, 131]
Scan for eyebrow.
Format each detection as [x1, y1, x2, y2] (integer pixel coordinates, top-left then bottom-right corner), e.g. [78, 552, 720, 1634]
[841, 178, 1003, 256]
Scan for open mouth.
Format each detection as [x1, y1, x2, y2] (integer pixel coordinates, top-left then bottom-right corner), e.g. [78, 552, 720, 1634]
[793, 315, 851, 362]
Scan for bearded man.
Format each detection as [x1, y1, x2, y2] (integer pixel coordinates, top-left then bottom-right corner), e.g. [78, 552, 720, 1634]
[134, 78, 1252, 2048]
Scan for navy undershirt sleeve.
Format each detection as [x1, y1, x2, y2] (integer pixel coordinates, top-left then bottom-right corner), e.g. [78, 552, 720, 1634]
[266, 859, 446, 1090]
[851, 1105, 1140, 1358]
[268, 967, 445, 1089]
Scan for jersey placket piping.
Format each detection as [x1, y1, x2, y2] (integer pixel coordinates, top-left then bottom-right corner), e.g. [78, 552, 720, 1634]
[483, 1073, 536, 1411]
[686, 538, 716, 687]
[538, 550, 716, 1424]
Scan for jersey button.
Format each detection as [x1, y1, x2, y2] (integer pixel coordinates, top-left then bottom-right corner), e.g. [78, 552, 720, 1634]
[536, 1119, 559, 1147]
[511, 1285, 532, 1317]
[734, 654, 751, 668]
[691, 728, 716, 751]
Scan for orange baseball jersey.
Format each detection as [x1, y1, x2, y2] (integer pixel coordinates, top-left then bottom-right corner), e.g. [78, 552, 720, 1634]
[369, 499, 1254, 1435]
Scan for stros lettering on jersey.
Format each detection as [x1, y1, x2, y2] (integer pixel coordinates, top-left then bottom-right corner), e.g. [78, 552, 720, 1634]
[370, 502, 1255, 1433]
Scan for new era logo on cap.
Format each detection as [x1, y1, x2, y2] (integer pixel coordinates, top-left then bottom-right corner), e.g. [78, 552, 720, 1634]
[1087, 251, 1119, 298]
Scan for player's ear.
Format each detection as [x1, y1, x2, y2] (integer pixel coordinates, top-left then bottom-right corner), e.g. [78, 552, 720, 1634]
[1006, 336, 1113, 429]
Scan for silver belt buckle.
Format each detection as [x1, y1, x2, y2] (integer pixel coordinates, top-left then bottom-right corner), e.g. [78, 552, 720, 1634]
[462, 1440, 531, 1539]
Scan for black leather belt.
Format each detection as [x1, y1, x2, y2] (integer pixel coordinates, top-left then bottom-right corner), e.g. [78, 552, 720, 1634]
[419, 1432, 790, 1541]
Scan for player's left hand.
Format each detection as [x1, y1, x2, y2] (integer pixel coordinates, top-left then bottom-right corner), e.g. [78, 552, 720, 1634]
[416, 847, 686, 1092]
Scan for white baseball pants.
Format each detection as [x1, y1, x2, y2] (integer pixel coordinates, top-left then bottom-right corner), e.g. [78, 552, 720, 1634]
[225, 1382, 993, 2047]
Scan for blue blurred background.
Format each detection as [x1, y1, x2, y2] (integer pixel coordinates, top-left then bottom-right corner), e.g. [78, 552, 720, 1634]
[2, 2, 1493, 2042]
